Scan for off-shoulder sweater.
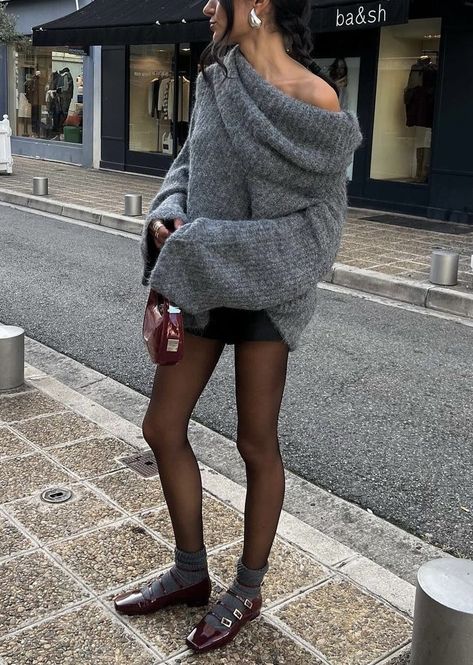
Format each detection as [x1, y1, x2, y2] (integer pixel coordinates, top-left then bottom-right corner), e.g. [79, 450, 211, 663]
[140, 44, 363, 352]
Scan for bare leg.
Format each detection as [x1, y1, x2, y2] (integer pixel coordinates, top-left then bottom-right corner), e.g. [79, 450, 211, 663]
[142, 331, 225, 552]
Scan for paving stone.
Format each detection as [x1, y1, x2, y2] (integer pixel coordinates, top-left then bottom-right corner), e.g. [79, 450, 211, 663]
[0, 453, 73, 503]
[387, 652, 410, 665]
[0, 427, 33, 458]
[90, 468, 166, 514]
[51, 520, 173, 593]
[0, 551, 89, 636]
[0, 391, 65, 423]
[140, 493, 244, 550]
[6, 484, 123, 543]
[208, 537, 329, 607]
[0, 602, 158, 664]
[47, 436, 136, 478]
[12, 412, 105, 448]
[273, 578, 411, 665]
[0, 514, 33, 559]
[166, 616, 323, 664]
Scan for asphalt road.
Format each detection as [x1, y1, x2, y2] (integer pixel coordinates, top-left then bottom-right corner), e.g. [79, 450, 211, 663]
[1, 205, 472, 557]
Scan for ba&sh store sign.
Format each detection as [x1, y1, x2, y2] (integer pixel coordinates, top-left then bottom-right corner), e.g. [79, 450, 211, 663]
[314, 0, 410, 32]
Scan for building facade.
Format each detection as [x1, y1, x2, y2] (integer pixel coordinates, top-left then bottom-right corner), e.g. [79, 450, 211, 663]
[18, 0, 473, 224]
[0, 0, 100, 166]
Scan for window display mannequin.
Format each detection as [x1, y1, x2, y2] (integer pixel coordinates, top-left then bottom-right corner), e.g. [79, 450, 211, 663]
[45, 71, 63, 139]
[404, 54, 438, 182]
[25, 70, 42, 137]
[58, 67, 74, 128]
[329, 57, 349, 110]
[18, 90, 31, 136]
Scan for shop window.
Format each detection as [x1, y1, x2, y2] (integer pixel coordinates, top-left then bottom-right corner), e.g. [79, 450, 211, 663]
[370, 18, 441, 183]
[317, 56, 361, 181]
[129, 45, 191, 156]
[12, 43, 84, 144]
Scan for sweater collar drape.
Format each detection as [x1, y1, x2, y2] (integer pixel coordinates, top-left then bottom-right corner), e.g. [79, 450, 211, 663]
[210, 45, 363, 186]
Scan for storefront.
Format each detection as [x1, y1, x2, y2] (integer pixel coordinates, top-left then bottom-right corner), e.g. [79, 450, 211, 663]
[31, 0, 473, 223]
[0, 0, 98, 166]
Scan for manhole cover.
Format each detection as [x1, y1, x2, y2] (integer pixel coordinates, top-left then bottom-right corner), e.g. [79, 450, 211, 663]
[121, 451, 159, 478]
[41, 488, 73, 504]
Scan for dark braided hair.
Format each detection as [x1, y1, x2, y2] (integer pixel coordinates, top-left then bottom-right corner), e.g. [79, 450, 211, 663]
[199, 0, 339, 97]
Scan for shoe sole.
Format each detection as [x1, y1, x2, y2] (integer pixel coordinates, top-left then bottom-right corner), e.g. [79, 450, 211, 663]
[185, 611, 261, 653]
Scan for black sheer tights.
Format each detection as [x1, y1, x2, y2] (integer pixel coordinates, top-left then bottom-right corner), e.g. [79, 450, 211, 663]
[142, 330, 289, 570]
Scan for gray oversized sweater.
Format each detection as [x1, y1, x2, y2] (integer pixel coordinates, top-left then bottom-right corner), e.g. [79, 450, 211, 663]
[141, 44, 363, 352]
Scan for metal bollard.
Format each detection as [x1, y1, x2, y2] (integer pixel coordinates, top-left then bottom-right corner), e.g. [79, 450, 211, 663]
[124, 194, 142, 217]
[0, 325, 25, 391]
[429, 249, 459, 286]
[33, 177, 49, 196]
[411, 558, 473, 665]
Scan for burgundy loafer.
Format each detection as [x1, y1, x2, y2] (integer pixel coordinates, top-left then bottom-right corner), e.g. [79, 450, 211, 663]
[186, 587, 262, 653]
[114, 570, 211, 616]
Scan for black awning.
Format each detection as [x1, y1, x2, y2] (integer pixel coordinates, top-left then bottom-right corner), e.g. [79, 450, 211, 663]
[32, 0, 211, 46]
[32, 0, 410, 47]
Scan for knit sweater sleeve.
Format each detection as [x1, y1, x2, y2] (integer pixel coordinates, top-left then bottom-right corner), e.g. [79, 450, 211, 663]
[151, 198, 344, 313]
[141, 83, 200, 286]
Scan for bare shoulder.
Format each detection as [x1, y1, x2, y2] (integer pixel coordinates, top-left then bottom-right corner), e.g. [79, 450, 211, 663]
[295, 72, 341, 112]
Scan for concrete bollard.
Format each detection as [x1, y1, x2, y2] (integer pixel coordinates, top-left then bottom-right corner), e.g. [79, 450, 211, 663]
[429, 250, 459, 286]
[411, 558, 473, 665]
[0, 325, 25, 391]
[124, 194, 142, 217]
[33, 177, 49, 196]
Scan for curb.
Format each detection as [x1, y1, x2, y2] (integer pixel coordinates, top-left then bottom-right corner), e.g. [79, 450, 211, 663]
[2, 187, 472, 321]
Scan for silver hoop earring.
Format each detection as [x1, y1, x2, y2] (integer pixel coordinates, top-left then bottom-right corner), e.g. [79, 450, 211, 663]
[248, 8, 262, 29]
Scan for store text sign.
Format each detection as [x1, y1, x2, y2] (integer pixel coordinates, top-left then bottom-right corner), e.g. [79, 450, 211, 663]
[336, 3, 387, 28]
[314, 0, 410, 33]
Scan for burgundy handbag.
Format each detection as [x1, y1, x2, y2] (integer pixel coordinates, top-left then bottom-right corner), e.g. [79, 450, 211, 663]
[142, 289, 184, 365]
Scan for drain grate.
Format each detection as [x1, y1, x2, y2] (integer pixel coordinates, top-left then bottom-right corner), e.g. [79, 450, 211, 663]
[41, 488, 73, 504]
[362, 214, 473, 235]
[121, 451, 159, 478]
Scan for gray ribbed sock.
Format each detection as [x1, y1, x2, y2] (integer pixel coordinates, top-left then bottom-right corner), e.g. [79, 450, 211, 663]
[149, 546, 209, 596]
[204, 555, 269, 629]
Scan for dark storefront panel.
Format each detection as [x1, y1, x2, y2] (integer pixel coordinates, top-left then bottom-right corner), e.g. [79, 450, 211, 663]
[101, 45, 127, 171]
[428, 14, 473, 223]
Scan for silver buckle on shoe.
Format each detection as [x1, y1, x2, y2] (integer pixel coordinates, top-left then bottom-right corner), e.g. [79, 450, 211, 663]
[244, 598, 253, 609]
[221, 616, 232, 628]
[233, 608, 243, 620]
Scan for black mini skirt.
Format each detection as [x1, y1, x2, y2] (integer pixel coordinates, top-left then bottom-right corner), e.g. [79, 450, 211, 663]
[185, 307, 283, 344]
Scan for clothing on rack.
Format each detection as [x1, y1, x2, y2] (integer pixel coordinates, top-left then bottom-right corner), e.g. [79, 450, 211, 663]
[153, 75, 190, 121]
[404, 56, 438, 128]
[149, 78, 161, 117]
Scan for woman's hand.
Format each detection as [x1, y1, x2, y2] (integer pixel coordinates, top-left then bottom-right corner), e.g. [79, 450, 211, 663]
[149, 217, 185, 250]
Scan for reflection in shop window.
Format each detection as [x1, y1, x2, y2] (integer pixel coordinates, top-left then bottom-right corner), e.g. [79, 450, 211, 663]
[129, 45, 191, 156]
[370, 18, 441, 183]
[318, 56, 361, 181]
[13, 44, 84, 143]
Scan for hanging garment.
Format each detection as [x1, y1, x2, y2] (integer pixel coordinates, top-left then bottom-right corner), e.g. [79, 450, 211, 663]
[404, 61, 437, 128]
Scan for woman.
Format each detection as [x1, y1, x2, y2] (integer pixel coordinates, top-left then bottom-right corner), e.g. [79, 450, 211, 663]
[114, 0, 363, 654]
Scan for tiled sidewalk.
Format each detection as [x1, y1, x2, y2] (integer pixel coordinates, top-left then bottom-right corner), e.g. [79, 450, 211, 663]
[0, 369, 413, 664]
[1, 156, 472, 295]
